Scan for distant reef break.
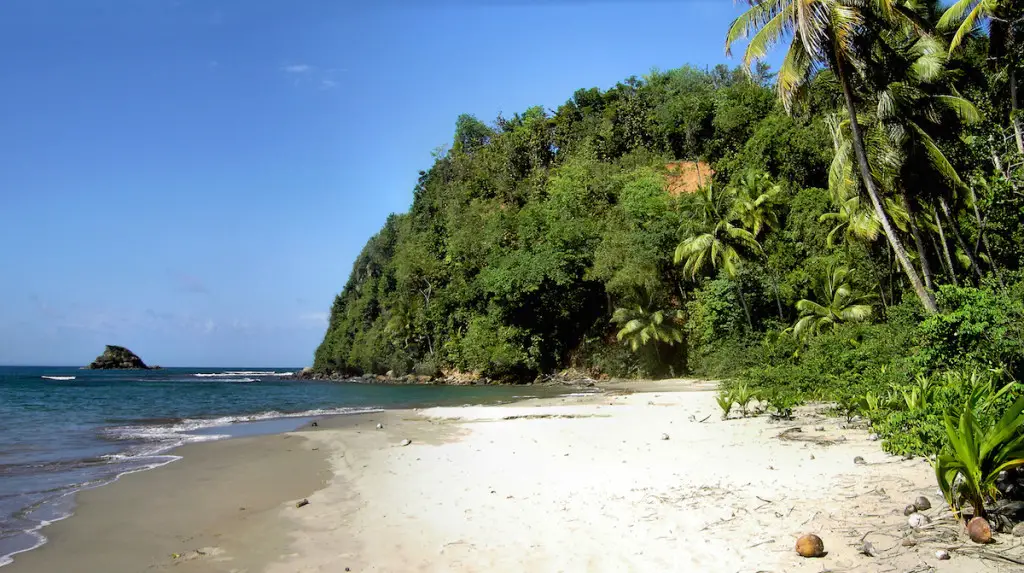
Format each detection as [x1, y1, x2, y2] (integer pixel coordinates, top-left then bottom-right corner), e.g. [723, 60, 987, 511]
[86, 345, 152, 370]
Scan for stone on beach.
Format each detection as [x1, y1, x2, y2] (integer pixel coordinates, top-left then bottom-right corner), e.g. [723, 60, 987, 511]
[913, 496, 931, 511]
[853, 456, 866, 465]
[400, 439, 411, 447]
[908, 513, 930, 528]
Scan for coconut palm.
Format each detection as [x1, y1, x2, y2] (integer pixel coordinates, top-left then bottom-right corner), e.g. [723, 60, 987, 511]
[726, 0, 939, 313]
[790, 265, 874, 340]
[939, 0, 1024, 155]
[732, 170, 786, 318]
[732, 170, 782, 238]
[611, 306, 685, 352]
[674, 183, 763, 328]
[829, 31, 984, 283]
[674, 184, 763, 280]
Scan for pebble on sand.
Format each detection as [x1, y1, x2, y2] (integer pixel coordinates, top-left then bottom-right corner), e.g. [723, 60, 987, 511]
[908, 513, 930, 529]
[400, 439, 412, 447]
[853, 456, 866, 465]
[795, 534, 825, 558]
[936, 549, 950, 560]
[914, 496, 931, 511]
[660, 433, 670, 441]
[376, 423, 384, 429]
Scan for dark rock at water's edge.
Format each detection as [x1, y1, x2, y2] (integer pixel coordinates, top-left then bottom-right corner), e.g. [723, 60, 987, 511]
[287, 366, 599, 388]
[86, 345, 151, 370]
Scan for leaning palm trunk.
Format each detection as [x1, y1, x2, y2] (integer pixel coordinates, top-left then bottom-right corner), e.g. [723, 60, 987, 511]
[902, 191, 934, 290]
[835, 58, 938, 313]
[968, 186, 1005, 288]
[938, 196, 983, 282]
[1011, 68, 1024, 155]
[736, 281, 753, 330]
[933, 204, 959, 286]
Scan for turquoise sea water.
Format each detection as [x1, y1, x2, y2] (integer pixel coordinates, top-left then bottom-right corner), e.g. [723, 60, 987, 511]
[0, 366, 580, 566]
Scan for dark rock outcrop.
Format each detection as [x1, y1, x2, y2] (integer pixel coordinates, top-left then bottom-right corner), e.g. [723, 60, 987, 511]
[87, 345, 150, 370]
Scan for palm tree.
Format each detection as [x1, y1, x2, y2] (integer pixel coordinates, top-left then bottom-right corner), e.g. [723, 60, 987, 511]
[612, 306, 685, 352]
[733, 170, 781, 238]
[940, 0, 1024, 155]
[829, 30, 984, 285]
[790, 265, 874, 340]
[726, 0, 939, 313]
[674, 183, 763, 328]
[732, 170, 786, 318]
[674, 184, 763, 280]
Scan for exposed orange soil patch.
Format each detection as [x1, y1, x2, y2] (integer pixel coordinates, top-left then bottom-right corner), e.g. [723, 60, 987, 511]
[665, 161, 714, 195]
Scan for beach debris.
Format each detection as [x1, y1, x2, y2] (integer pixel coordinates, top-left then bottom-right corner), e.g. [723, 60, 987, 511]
[908, 513, 931, 529]
[295, 498, 310, 508]
[968, 516, 993, 544]
[904, 504, 918, 516]
[376, 423, 384, 429]
[861, 540, 878, 557]
[660, 433, 670, 441]
[400, 438, 412, 447]
[914, 496, 932, 511]
[854, 456, 866, 465]
[795, 534, 825, 558]
[936, 549, 950, 560]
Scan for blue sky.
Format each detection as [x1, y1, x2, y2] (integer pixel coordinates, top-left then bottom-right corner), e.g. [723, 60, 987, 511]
[0, 0, 750, 367]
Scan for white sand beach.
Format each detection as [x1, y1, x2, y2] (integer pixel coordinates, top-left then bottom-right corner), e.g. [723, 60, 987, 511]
[11, 380, 1022, 572]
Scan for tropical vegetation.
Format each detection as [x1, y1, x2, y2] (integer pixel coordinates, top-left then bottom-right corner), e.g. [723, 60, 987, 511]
[313, 1, 1024, 501]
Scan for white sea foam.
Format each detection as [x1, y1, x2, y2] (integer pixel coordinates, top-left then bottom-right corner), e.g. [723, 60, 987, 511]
[40, 376, 76, 381]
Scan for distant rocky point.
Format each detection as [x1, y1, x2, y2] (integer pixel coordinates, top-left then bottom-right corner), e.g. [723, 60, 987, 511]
[87, 345, 151, 370]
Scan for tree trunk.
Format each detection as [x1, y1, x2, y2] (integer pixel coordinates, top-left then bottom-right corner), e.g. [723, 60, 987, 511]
[968, 186, 1004, 288]
[938, 195, 983, 282]
[735, 281, 753, 331]
[1011, 67, 1024, 155]
[770, 271, 784, 320]
[933, 204, 959, 287]
[901, 191, 934, 290]
[835, 58, 937, 313]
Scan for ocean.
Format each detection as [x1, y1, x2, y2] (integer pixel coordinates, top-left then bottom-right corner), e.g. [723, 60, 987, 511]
[0, 366, 581, 566]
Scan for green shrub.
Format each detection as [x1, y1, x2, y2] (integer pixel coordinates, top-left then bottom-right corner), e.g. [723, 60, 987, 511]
[917, 283, 1024, 379]
[936, 393, 1024, 519]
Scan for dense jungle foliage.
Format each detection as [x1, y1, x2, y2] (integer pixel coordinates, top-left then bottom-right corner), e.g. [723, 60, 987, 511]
[315, 1, 1024, 463]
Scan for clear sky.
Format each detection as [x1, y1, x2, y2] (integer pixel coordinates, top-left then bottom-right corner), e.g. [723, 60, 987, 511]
[0, 0, 751, 367]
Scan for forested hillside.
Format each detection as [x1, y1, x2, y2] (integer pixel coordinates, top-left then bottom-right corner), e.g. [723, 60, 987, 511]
[314, 0, 1024, 395]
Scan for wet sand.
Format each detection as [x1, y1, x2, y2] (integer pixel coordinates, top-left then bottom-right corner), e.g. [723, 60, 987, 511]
[7, 428, 332, 573]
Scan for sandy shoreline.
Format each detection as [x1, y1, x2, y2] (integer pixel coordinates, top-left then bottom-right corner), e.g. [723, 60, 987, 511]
[7, 379, 1022, 572]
